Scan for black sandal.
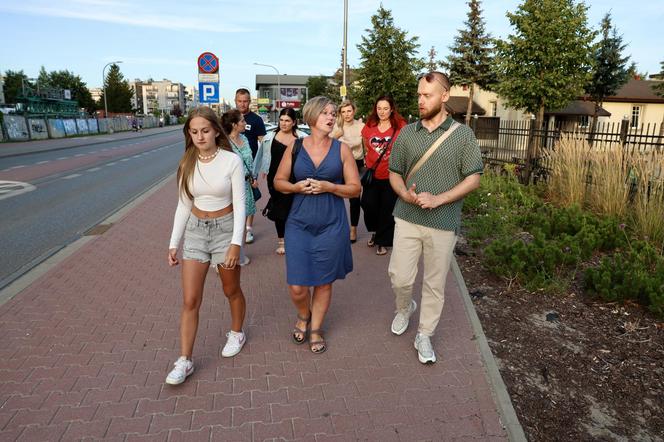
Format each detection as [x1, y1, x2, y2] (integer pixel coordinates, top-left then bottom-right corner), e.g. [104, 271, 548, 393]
[292, 312, 310, 345]
[367, 233, 376, 247]
[309, 329, 326, 354]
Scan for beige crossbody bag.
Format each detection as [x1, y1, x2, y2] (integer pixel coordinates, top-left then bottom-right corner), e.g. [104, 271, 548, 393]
[405, 122, 460, 185]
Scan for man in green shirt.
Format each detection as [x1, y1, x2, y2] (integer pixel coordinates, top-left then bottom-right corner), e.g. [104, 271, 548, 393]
[387, 71, 483, 364]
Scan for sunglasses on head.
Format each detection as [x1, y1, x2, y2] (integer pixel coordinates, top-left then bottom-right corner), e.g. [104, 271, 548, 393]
[417, 71, 449, 90]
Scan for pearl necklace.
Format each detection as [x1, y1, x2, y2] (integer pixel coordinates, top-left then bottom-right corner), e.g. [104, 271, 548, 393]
[198, 147, 220, 161]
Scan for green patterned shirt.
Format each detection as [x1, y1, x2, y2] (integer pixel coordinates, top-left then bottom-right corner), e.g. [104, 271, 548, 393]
[389, 116, 483, 233]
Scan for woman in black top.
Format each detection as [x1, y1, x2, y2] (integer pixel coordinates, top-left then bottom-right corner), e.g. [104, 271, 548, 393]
[254, 108, 306, 254]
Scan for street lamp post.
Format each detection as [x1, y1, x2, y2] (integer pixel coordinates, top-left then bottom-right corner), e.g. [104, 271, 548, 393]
[253, 62, 280, 119]
[342, 0, 348, 100]
[102, 60, 123, 132]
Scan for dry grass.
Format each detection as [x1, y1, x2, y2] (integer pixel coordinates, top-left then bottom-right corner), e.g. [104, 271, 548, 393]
[545, 133, 590, 206]
[631, 152, 664, 248]
[586, 143, 632, 219]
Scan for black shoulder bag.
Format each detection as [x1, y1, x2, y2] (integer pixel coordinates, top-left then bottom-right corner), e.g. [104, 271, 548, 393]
[262, 138, 302, 222]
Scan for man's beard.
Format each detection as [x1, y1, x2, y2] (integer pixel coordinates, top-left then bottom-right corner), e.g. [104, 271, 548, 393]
[419, 104, 443, 120]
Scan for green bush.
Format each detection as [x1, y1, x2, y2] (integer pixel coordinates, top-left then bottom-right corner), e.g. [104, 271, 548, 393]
[585, 241, 664, 317]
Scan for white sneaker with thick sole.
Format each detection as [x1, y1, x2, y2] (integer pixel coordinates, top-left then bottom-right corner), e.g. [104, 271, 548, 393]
[391, 299, 417, 335]
[221, 330, 246, 357]
[165, 356, 194, 385]
[245, 229, 254, 244]
[414, 333, 436, 364]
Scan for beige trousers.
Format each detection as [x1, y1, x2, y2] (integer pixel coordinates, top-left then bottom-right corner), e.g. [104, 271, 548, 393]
[388, 217, 457, 336]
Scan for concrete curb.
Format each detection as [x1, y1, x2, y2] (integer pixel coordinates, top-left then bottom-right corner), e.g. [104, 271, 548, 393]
[0, 126, 182, 158]
[451, 258, 528, 442]
[0, 173, 174, 306]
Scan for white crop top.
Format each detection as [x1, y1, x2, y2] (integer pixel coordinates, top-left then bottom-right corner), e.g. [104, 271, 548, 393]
[169, 150, 246, 249]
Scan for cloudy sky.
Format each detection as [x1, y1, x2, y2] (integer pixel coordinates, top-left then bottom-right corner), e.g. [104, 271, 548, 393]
[1, 0, 662, 102]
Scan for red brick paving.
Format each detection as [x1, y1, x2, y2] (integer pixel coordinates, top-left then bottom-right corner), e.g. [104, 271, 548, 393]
[0, 179, 508, 441]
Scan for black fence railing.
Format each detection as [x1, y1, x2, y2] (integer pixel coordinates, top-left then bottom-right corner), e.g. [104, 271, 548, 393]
[470, 117, 664, 180]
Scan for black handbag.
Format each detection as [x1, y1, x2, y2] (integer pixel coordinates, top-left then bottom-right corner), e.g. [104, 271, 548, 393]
[262, 139, 302, 222]
[251, 186, 262, 202]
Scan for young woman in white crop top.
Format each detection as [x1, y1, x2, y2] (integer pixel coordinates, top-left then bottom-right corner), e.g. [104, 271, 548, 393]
[165, 107, 248, 385]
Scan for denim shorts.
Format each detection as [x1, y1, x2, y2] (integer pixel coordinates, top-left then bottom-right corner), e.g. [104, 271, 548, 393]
[183, 212, 234, 266]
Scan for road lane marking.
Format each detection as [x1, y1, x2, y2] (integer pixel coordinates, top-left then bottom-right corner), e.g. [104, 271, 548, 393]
[120, 158, 130, 162]
[36, 160, 50, 165]
[62, 174, 81, 180]
[9, 165, 26, 170]
[74, 154, 84, 157]
[87, 167, 101, 172]
[0, 181, 37, 201]
[106, 162, 117, 166]
[57, 157, 69, 160]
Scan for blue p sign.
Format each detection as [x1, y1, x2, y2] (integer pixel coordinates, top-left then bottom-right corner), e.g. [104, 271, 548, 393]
[199, 82, 219, 104]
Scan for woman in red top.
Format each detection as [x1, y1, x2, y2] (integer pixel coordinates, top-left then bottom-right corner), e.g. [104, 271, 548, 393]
[360, 95, 407, 255]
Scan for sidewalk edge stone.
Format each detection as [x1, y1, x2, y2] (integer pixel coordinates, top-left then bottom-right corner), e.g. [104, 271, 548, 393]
[451, 258, 527, 442]
[0, 173, 175, 306]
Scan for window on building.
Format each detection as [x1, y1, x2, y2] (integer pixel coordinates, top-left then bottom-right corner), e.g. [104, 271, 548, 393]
[490, 101, 497, 117]
[631, 105, 642, 128]
[579, 115, 589, 127]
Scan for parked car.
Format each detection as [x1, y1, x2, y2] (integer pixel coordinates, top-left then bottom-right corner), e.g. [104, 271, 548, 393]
[298, 123, 311, 135]
[264, 122, 277, 132]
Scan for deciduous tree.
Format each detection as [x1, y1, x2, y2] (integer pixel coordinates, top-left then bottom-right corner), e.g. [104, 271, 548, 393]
[2, 70, 31, 104]
[495, 0, 595, 180]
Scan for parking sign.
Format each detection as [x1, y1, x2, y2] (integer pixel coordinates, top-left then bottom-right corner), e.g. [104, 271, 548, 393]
[199, 82, 219, 104]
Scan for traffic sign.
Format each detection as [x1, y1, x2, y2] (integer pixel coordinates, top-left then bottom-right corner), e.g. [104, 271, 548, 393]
[199, 82, 219, 104]
[198, 52, 219, 74]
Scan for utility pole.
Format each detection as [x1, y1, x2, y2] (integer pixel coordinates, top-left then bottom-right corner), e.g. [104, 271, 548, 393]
[342, 0, 348, 100]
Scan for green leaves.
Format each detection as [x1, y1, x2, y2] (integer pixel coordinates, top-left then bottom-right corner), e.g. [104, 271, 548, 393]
[494, 0, 595, 115]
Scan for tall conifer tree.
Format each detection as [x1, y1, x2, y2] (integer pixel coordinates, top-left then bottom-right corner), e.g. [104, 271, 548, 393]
[355, 5, 423, 117]
[445, 0, 495, 125]
[586, 13, 630, 138]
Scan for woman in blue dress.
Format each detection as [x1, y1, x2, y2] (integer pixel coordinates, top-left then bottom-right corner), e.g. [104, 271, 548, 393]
[274, 96, 361, 353]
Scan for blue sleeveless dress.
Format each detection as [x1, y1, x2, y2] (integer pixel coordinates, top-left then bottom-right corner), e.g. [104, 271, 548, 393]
[285, 139, 353, 286]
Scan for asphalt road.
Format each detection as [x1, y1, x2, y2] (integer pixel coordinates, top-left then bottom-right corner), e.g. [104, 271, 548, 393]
[0, 130, 184, 290]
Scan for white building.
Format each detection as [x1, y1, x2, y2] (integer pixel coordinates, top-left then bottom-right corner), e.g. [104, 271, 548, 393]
[140, 79, 186, 116]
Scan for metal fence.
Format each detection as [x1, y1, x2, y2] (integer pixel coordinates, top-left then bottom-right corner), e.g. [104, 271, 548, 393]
[472, 118, 664, 170]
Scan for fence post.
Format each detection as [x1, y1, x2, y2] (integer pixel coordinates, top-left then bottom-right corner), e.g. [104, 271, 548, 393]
[470, 113, 478, 134]
[619, 116, 630, 146]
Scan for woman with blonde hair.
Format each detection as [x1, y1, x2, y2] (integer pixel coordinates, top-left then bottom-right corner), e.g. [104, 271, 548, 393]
[166, 107, 247, 385]
[274, 96, 361, 353]
[330, 99, 365, 243]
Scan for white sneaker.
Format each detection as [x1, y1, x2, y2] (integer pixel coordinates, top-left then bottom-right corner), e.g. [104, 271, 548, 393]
[245, 229, 254, 244]
[391, 299, 417, 335]
[414, 333, 436, 364]
[239, 256, 251, 266]
[221, 330, 246, 357]
[165, 356, 194, 385]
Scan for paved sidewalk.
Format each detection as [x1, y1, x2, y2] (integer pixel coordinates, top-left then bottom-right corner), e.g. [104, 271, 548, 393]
[0, 126, 183, 158]
[0, 179, 514, 441]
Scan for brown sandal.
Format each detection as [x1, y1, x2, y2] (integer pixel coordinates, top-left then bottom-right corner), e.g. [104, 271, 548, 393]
[292, 313, 310, 345]
[309, 329, 326, 354]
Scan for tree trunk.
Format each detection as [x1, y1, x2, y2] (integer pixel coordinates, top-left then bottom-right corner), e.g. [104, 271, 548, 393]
[465, 84, 474, 126]
[523, 105, 545, 183]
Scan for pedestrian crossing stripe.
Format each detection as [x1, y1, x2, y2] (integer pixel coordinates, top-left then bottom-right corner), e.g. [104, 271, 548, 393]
[0, 180, 37, 201]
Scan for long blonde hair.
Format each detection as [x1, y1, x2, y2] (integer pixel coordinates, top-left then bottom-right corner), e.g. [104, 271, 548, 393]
[178, 106, 231, 200]
[335, 99, 356, 129]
